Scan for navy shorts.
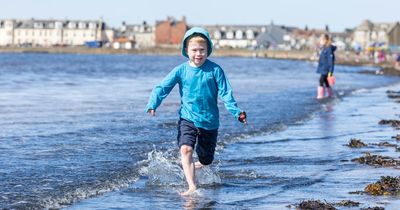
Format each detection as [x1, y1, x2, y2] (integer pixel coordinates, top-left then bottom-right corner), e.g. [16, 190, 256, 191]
[177, 118, 218, 165]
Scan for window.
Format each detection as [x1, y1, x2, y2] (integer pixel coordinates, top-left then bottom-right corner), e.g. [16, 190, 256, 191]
[55, 22, 63, 29]
[89, 23, 97, 29]
[68, 22, 76, 29]
[79, 22, 87, 29]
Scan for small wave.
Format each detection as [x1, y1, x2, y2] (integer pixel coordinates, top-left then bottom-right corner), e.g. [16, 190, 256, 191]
[38, 175, 139, 209]
[351, 88, 370, 94]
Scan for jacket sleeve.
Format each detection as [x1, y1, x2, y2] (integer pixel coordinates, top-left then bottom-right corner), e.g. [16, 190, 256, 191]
[327, 47, 334, 73]
[145, 68, 180, 112]
[214, 68, 242, 118]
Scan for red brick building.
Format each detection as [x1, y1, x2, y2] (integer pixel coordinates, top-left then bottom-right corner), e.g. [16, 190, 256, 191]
[155, 16, 188, 46]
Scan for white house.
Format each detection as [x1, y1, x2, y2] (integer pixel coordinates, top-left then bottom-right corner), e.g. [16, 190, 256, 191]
[0, 18, 114, 47]
[353, 20, 399, 49]
[204, 25, 262, 48]
[117, 22, 155, 48]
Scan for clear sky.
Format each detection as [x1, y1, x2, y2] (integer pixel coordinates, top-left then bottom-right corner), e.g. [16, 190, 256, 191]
[1, 0, 399, 32]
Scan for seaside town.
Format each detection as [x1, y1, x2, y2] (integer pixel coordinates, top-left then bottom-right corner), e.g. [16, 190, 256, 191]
[0, 16, 400, 67]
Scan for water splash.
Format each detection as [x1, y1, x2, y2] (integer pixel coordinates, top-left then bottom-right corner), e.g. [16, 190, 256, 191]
[139, 148, 221, 187]
[140, 149, 185, 186]
[196, 165, 221, 185]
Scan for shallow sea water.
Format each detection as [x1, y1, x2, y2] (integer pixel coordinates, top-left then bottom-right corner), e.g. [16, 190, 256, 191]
[0, 53, 399, 209]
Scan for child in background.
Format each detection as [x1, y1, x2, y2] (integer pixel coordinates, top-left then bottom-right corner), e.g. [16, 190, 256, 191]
[316, 34, 336, 99]
[395, 53, 400, 70]
[145, 27, 247, 195]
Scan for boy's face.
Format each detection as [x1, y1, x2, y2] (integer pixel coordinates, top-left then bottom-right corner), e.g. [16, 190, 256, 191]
[186, 39, 208, 67]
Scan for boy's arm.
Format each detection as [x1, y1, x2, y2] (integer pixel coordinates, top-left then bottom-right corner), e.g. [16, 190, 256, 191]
[145, 68, 180, 113]
[214, 68, 244, 121]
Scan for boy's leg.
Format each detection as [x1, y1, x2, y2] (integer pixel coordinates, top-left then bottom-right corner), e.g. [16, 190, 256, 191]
[177, 119, 198, 195]
[180, 145, 196, 195]
[194, 161, 204, 169]
[196, 128, 218, 166]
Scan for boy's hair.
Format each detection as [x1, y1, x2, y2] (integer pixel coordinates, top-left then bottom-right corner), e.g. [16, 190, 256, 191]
[185, 33, 209, 48]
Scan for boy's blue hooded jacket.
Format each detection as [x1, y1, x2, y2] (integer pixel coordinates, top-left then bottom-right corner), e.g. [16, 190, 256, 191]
[317, 45, 337, 75]
[145, 27, 242, 130]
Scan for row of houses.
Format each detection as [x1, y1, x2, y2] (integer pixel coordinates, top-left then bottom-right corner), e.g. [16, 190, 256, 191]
[136, 17, 400, 51]
[353, 20, 400, 50]
[0, 17, 399, 51]
[0, 18, 114, 47]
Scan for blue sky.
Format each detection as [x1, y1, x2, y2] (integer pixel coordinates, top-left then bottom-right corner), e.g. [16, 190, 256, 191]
[1, 0, 398, 31]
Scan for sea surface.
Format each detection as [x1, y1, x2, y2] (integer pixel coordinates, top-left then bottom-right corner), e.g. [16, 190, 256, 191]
[0, 53, 399, 209]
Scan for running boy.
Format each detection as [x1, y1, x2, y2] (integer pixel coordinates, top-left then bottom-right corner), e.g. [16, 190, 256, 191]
[145, 27, 246, 195]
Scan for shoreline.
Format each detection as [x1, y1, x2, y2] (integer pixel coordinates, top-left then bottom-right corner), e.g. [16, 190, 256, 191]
[1, 46, 399, 76]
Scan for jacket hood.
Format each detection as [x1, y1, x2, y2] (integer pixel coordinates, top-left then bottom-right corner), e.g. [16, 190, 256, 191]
[331, 45, 337, 52]
[181, 27, 213, 58]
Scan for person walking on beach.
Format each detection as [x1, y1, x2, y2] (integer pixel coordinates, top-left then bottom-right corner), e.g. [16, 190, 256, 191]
[316, 34, 336, 99]
[145, 27, 247, 196]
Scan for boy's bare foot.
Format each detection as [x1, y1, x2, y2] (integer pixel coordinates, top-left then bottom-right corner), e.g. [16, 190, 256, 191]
[194, 161, 204, 169]
[180, 186, 197, 196]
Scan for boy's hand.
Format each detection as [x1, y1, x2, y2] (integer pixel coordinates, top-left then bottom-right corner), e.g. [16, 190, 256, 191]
[147, 109, 155, 116]
[238, 111, 247, 124]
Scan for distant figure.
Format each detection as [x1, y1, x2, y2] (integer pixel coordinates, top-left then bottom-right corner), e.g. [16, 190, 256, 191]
[354, 44, 361, 63]
[378, 49, 386, 63]
[374, 50, 380, 64]
[145, 27, 247, 196]
[395, 53, 400, 70]
[316, 34, 336, 99]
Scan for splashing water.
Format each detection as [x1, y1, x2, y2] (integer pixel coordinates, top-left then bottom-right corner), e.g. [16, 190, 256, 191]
[196, 165, 222, 185]
[140, 149, 184, 186]
[139, 149, 221, 187]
